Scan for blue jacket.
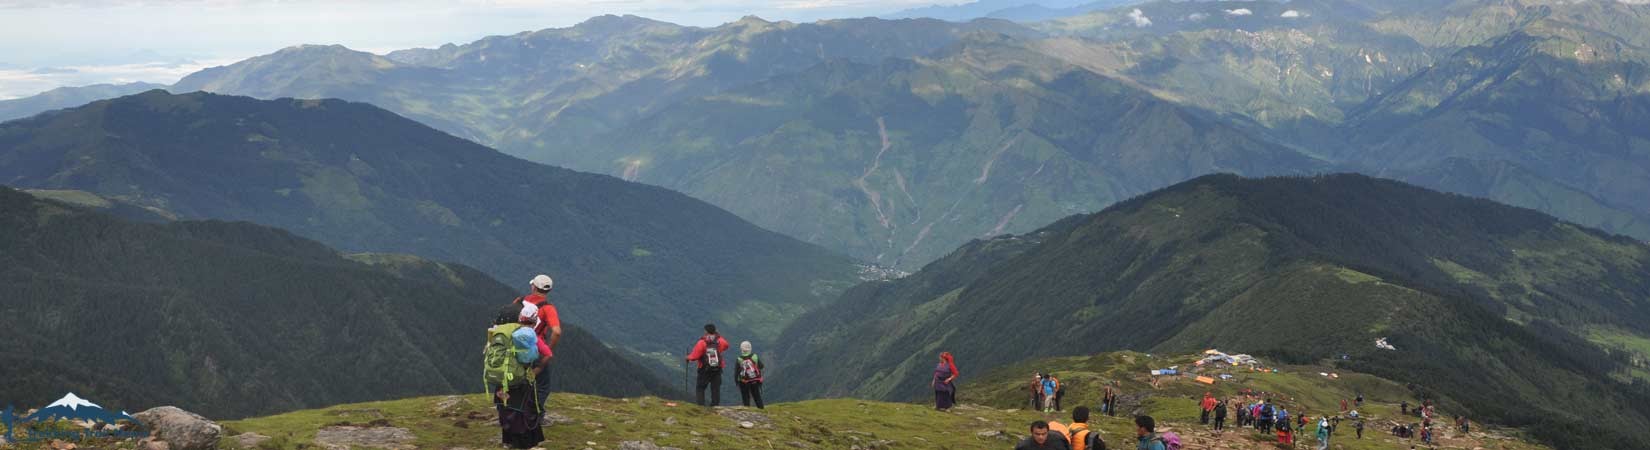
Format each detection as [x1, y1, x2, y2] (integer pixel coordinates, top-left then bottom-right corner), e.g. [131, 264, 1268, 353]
[1136, 435, 1166, 450]
[1042, 379, 1057, 396]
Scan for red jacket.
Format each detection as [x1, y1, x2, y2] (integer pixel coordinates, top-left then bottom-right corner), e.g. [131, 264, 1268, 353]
[521, 293, 561, 357]
[1201, 396, 1218, 411]
[686, 334, 730, 369]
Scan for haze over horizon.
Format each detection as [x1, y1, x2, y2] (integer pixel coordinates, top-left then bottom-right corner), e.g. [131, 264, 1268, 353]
[0, 0, 957, 98]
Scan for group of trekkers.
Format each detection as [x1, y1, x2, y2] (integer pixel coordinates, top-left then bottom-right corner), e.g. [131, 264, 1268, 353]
[685, 323, 767, 409]
[1211, 393, 1353, 450]
[1029, 372, 1067, 413]
[1013, 407, 1183, 450]
[482, 275, 768, 449]
[483, 275, 562, 449]
[1388, 399, 1458, 446]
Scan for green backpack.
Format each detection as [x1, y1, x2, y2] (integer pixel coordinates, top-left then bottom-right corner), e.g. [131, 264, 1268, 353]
[484, 323, 530, 390]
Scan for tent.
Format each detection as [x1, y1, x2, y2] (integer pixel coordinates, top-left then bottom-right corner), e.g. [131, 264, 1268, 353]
[1195, 376, 1216, 385]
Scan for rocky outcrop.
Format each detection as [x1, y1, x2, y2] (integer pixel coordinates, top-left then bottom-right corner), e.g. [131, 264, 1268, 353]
[134, 407, 221, 450]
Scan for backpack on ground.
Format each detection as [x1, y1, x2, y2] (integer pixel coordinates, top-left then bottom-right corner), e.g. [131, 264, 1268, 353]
[1156, 432, 1183, 450]
[1069, 426, 1106, 450]
[484, 323, 530, 389]
[738, 354, 763, 383]
[702, 335, 722, 371]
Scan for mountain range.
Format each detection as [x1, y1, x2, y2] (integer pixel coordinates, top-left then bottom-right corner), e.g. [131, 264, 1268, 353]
[0, 186, 674, 419]
[5, 0, 1645, 274]
[773, 173, 1650, 449]
[0, 90, 862, 362]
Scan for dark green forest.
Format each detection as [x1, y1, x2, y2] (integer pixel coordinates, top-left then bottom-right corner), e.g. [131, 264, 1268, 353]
[0, 90, 862, 358]
[0, 187, 675, 419]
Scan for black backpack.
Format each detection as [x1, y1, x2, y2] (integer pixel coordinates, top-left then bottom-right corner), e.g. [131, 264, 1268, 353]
[1070, 426, 1106, 450]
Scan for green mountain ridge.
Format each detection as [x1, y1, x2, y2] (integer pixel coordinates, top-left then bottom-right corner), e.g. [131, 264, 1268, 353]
[0, 186, 673, 419]
[582, 34, 1327, 267]
[0, 90, 862, 359]
[0, 82, 168, 123]
[773, 173, 1650, 449]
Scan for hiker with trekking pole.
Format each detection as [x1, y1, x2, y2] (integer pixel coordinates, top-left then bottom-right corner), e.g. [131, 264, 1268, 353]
[686, 323, 730, 406]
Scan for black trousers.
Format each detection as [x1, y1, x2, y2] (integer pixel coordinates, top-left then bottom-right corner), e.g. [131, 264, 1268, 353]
[1214, 416, 1226, 430]
[696, 368, 722, 406]
[739, 382, 765, 409]
[1201, 410, 1211, 424]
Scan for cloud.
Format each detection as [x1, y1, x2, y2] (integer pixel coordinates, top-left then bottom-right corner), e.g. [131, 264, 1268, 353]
[0, 58, 237, 99]
[1225, 8, 1252, 16]
[1186, 12, 1208, 21]
[1127, 8, 1152, 27]
[1280, 9, 1301, 18]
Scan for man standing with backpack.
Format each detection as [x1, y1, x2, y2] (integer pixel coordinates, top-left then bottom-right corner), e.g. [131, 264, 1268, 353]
[1101, 383, 1118, 417]
[1066, 407, 1104, 450]
[1213, 399, 1228, 431]
[517, 275, 561, 421]
[686, 324, 730, 407]
[1134, 416, 1180, 450]
[736, 341, 765, 409]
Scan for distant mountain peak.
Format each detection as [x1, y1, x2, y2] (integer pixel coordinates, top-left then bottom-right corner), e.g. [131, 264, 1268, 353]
[44, 392, 100, 411]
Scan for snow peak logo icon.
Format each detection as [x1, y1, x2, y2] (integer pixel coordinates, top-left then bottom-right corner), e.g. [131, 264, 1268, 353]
[1, 393, 150, 443]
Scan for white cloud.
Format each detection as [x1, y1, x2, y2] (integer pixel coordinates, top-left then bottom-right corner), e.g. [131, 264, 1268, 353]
[1225, 8, 1252, 16]
[0, 58, 239, 99]
[1280, 9, 1301, 18]
[1186, 12, 1208, 21]
[1127, 8, 1152, 27]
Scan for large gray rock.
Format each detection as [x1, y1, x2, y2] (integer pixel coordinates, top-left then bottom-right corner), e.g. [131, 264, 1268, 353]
[230, 433, 271, 449]
[134, 407, 221, 450]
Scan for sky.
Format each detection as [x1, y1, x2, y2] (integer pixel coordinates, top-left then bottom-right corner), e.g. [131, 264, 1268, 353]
[0, 0, 953, 99]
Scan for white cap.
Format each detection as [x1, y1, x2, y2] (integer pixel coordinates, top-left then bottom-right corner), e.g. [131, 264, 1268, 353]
[740, 341, 753, 354]
[530, 274, 554, 291]
[518, 303, 540, 327]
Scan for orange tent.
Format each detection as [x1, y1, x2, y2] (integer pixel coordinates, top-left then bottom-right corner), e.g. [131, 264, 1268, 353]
[1195, 376, 1216, 385]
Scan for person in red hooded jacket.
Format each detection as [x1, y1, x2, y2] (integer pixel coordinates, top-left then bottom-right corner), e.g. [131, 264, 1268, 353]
[686, 323, 730, 406]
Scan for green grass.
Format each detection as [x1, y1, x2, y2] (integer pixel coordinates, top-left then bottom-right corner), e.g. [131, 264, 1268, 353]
[206, 393, 1067, 450]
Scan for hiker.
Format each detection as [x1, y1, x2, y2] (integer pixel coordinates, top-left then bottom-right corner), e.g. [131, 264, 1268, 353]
[1032, 374, 1046, 411]
[1053, 374, 1066, 412]
[1275, 412, 1293, 448]
[1067, 407, 1104, 450]
[1460, 416, 1470, 434]
[1134, 416, 1173, 450]
[1339, 398, 1348, 412]
[1354, 418, 1365, 439]
[1400, 400, 1409, 415]
[1276, 408, 1290, 437]
[735, 341, 765, 409]
[1042, 373, 1059, 413]
[517, 275, 562, 412]
[1199, 392, 1216, 425]
[1258, 399, 1275, 433]
[1354, 392, 1364, 408]
[1315, 417, 1331, 450]
[932, 352, 958, 411]
[1101, 382, 1119, 416]
[686, 323, 730, 406]
[485, 304, 548, 449]
[1235, 399, 1248, 427]
[1213, 399, 1228, 431]
[1017, 421, 1072, 450]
